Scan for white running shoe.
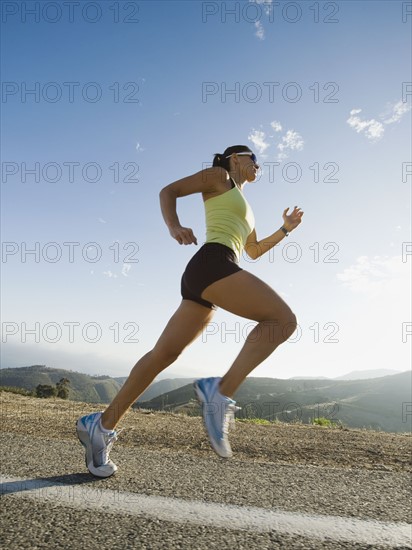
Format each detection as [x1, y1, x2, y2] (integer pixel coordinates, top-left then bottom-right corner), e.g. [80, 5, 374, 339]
[76, 412, 119, 478]
[193, 377, 240, 458]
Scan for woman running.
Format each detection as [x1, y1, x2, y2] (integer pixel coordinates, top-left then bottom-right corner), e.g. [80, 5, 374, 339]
[76, 145, 304, 477]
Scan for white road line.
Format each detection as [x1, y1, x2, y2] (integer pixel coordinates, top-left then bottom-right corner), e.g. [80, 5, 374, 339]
[1, 475, 411, 547]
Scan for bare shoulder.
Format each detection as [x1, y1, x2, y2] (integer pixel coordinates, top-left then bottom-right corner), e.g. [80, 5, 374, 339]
[160, 166, 230, 199]
[201, 166, 232, 199]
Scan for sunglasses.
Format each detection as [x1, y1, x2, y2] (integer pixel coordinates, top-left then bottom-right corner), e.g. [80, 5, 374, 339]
[226, 152, 258, 164]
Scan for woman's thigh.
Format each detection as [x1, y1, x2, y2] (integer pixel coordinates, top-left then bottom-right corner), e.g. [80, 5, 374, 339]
[201, 270, 295, 323]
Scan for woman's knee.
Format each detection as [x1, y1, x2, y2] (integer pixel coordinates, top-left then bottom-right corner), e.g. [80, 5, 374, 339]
[281, 312, 297, 341]
[260, 309, 297, 343]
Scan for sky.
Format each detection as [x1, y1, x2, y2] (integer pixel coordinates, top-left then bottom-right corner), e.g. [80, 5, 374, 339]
[1, 0, 411, 383]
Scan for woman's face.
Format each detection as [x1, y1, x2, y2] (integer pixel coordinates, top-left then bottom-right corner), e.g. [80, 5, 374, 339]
[235, 152, 259, 182]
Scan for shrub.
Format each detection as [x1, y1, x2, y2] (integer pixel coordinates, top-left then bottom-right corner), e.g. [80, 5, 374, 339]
[35, 384, 57, 398]
[56, 378, 70, 399]
[312, 416, 342, 428]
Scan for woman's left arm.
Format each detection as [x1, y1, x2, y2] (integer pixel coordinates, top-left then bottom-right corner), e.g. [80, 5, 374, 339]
[244, 206, 304, 260]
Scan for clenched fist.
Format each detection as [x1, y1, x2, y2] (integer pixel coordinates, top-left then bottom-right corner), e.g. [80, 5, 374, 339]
[169, 225, 198, 245]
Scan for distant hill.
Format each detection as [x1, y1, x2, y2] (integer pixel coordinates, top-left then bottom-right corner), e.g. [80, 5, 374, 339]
[136, 378, 195, 402]
[137, 372, 412, 434]
[332, 369, 402, 380]
[290, 369, 403, 381]
[0, 366, 196, 404]
[290, 376, 330, 380]
[2, 367, 411, 432]
[0, 365, 122, 403]
[0, 365, 197, 404]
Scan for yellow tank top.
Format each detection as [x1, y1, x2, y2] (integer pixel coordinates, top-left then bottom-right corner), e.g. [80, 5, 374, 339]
[204, 179, 255, 261]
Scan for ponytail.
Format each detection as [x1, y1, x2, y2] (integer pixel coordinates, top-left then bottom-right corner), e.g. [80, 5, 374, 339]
[213, 153, 230, 172]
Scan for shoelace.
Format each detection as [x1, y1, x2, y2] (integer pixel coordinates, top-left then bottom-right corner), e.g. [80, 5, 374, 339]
[223, 403, 241, 434]
[101, 428, 123, 463]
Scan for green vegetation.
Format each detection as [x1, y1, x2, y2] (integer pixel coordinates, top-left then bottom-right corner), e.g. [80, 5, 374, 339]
[0, 365, 122, 403]
[56, 377, 70, 399]
[1, 374, 71, 400]
[1, 377, 71, 399]
[35, 377, 70, 399]
[312, 417, 342, 428]
[35, 384, 57, 398]
[0, 386, 34, 396]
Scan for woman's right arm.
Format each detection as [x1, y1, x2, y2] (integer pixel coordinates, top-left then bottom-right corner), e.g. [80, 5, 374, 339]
[159, 167, 225, 245]
[159, 188, 197, 245]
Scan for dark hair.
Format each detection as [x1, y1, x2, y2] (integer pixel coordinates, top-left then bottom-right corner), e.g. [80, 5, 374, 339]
[212, 145, 253, 172]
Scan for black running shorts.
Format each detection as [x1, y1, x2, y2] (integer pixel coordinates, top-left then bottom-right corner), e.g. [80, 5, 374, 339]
[181, 243, 243, 310]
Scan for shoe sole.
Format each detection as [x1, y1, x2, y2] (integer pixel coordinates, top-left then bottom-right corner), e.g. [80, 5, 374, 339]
[193, 381, 232, 459]
[76, 419, 117, 478]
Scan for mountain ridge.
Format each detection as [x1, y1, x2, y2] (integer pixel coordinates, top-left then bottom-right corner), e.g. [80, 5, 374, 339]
[1, 365, 410, 433]
[136, 371, 412, 434]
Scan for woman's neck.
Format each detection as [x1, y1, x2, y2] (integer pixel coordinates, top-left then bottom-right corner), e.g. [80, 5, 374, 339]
[229, 171, 246, 190]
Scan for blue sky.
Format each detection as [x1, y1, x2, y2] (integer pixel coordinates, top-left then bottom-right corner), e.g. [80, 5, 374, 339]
[1, 0, 411, 381]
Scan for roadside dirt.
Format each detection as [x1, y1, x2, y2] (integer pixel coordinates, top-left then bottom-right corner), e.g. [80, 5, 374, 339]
[1, 392, 410, 472]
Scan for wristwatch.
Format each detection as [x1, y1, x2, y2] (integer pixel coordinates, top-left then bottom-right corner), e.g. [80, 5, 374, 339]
[280, 226, 290, 236]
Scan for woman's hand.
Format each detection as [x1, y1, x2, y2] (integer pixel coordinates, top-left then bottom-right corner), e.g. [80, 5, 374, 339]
[169, 225, 198, 245]
[283, 206, 304, 232]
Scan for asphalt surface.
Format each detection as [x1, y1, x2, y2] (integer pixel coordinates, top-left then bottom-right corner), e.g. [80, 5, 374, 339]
[1, 432, 411, 549]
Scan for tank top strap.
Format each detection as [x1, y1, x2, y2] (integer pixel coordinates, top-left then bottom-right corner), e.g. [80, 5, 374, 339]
[229, 177, 236, 189]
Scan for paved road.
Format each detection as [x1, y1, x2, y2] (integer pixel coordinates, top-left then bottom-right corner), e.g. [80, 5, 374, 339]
[1, 432, 411, 549]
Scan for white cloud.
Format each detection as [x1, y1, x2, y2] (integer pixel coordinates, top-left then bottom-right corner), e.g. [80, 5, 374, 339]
[276, 152, 288, 162]
[382, 100, 412, 125]
[249, 0, 273, 40]
[251, 0, 273, 16]
[347, 98, 411, 141]
[336, 255, 411, 297]
[103, 270, 118, 279]
[277, 130, 304, 152]
[283, 130, 304, 150]
[346, 109, 385, 141]
[248, 129, 270, 154]
[121, 264, 131, 277]
[249, 122, 304, 163]
[98, 217, 107, 224]
[270, 120, 282, 132]
[135, 142, 145, 152]
[254, 20, 265, 40]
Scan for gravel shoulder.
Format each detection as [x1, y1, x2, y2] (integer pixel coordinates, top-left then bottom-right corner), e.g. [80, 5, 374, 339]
[1, 392, 411, 472]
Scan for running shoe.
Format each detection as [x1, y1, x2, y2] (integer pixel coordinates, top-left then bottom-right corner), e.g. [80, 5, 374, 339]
[76, 412, 119, 478]
[193, 377, 240, 458]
